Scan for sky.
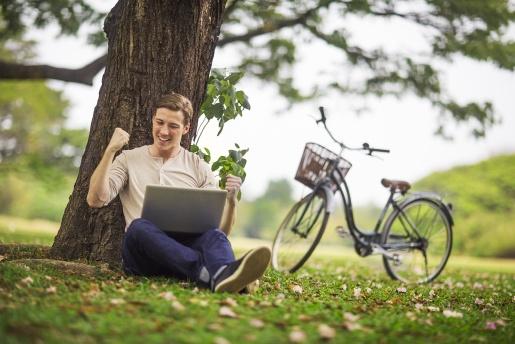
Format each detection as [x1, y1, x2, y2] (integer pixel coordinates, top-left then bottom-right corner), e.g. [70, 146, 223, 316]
[26, 1, 515, 206]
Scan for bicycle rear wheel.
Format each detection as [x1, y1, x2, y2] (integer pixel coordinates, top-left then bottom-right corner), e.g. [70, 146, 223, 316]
[272, 189, 329, 273]
[381, 198, 452, 284]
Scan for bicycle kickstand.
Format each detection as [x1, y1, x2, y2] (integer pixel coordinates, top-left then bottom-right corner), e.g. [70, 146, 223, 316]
[370, 244, 401, 265]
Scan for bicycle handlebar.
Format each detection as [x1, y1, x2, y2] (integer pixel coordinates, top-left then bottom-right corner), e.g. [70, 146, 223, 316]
[316, 107, 390, 155]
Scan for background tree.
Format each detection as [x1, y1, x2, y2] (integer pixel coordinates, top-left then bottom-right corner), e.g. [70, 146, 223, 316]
[1, 0, 514, 137]
[0, 36, 88, 221]
[242, 179, 293, 238]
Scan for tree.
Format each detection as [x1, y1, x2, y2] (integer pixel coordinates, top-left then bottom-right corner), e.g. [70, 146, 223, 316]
[1, 0, 514, 137]
[48, 0, 225, 265]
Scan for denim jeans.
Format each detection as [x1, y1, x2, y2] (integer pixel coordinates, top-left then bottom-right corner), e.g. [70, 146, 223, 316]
[122, 218, 235, 285]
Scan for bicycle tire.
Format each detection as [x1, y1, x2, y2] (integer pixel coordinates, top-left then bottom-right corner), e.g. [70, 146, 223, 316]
[381, 197, 453, 284]
[272, 188, 330, 273]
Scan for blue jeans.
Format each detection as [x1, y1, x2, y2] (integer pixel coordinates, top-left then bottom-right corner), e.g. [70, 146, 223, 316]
[122, 218, 235, 285]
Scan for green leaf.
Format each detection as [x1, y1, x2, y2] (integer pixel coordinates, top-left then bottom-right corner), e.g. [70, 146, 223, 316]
[226, 72, 244, 84]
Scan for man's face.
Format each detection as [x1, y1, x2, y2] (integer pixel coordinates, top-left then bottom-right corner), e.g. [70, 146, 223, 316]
[152, 107, 190, 153]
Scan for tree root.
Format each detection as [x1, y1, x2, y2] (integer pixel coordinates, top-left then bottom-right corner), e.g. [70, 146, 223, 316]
[7, 258, 115, 278]
[0, 244, 120, 277]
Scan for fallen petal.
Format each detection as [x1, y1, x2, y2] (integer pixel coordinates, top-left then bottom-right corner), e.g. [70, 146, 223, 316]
[159, 291, 176, 301]
[485, 321, 497, 330]
[219, 306, 237, 318]
[221, 297, 238, 307]
[291, 284, 303, 295]
[443, 309, 463, 318]
[172, 301, 185, 312]
[343, 312, 359, 322]
[318, 324, 336, 339]
[214, 336, 231, 344]
[45, 286, 57, 294]
[21, 276, 34, 285]
[289, 329, 307, 343]
[249, 318, 265, 328]
[110, 298, 125, 305]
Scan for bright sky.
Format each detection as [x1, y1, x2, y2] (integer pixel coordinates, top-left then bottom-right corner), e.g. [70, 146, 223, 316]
[26, 1, 515, 206]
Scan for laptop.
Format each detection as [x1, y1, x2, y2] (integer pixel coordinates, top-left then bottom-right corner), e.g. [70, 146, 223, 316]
[141, 185, 227, 234]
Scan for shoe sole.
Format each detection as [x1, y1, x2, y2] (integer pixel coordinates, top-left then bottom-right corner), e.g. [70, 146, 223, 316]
[215, 246, 271, 293]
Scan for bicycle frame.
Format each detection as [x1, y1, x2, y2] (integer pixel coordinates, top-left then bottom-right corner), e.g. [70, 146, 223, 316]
[318, 158, 426, 257]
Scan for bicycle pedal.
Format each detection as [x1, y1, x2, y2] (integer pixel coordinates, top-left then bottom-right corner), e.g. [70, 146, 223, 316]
[335, 226, 349, 238]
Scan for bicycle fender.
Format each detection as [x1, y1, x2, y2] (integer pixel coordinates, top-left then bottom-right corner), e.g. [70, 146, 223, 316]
[319, 184, 337, 214]
[399, 196, 454, 227]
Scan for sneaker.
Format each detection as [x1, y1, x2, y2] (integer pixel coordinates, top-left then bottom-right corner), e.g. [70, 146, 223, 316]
[212, 246, 271, 293]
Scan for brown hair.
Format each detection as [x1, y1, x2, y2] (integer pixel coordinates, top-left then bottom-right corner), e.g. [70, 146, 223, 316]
[154, 92, 193, 126]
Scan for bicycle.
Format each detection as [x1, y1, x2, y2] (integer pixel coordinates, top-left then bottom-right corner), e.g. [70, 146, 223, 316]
[271, 107, 454, 284]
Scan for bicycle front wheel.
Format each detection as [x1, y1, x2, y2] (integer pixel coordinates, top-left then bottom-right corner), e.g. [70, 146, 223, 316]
[381, 198, 452, 284]
[272, 190, 329, 273]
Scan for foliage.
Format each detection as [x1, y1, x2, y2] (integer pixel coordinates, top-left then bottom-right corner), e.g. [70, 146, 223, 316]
[414, 154, 515, 258]
[197, 70, 251, 138]
[0, 245, 513, 343]
[212, 144, 249, 201]
[0, 164, 75, 222]
[0, 0, 105, 44]
[192, 70, 251, 199]
[220, 0, 515, 138]
[2, 1, 514, 137]
[0, 37, 86, 222]
[240, 179, 294, 238]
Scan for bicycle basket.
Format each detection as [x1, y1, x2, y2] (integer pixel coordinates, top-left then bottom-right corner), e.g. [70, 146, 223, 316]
[295, 143, 352, 189]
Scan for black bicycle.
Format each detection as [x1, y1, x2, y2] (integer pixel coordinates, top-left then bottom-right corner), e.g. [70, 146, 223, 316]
[271, 107, 454, 284]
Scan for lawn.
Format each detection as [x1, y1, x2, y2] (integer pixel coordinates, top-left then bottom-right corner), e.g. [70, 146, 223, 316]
[0, 217, 513, 343]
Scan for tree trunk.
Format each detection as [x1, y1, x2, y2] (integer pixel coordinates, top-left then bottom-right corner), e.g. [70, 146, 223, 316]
[50, 0, 225, 266]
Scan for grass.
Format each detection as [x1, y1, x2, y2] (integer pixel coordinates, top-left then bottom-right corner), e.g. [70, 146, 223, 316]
[0, 217, 513, 343]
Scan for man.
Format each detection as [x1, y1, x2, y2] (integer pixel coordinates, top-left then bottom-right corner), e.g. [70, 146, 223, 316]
[86, 91, 271, 293]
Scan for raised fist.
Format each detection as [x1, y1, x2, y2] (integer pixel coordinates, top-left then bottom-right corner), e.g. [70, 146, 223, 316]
[107, 127, 130, 153]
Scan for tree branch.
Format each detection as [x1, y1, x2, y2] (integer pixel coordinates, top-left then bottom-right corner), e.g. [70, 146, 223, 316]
[218, 4, 323, 47]
[0, 54, 107, 85]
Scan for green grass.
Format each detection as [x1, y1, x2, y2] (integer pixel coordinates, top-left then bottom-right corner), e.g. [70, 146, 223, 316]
[0, 217, 515, 343]
[0, 218, 513, 343]
[1, 253, 513, 343]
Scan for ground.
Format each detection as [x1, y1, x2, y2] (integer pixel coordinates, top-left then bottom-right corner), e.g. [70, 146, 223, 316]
[0, 218, 513, 343]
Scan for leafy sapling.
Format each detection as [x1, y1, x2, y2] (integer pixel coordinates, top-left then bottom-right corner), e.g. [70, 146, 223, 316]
[191, 69, 251, 198]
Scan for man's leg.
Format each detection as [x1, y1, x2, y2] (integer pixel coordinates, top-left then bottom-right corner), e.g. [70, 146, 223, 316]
[191, 228, 271, 293]
[190, 229, 235, 278]
[122, 218, 206, 282]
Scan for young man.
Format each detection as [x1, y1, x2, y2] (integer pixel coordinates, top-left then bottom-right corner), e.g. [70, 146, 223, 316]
[86, 92, 271, 292]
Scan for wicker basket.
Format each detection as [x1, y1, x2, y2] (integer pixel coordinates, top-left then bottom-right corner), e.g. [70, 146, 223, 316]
[294, 143, 352, 189]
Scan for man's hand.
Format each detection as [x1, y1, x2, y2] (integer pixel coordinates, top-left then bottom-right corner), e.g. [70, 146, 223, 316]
[225, 174, 242, 204]
[107, 128, 130, 153]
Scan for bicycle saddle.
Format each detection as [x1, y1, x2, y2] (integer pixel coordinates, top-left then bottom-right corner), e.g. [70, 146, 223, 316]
[381, 178, 411, 194]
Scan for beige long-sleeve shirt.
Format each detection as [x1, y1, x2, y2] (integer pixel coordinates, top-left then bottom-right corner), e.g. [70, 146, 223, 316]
[105, 145, 217, 230]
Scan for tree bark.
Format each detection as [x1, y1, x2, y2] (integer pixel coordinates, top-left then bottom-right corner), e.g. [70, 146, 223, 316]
[50, 0, 225, 266]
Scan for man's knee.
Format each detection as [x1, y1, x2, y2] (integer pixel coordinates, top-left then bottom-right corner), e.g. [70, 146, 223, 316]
[204, 228, 227, 240]
[125, 218, 158, 242]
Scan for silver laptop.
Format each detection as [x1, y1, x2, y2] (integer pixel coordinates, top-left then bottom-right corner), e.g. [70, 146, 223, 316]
[141, 185, 227, 234]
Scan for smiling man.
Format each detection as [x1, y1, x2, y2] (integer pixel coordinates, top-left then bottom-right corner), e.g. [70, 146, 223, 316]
[86, 92, 271, 293]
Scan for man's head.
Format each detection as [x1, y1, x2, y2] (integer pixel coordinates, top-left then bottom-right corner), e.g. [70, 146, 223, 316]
[151, 92, 193, 157]
[153, 92, 193, 126]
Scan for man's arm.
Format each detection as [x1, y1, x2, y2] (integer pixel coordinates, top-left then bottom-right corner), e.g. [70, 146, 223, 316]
[86, 128, 130, 208]
[219, 175, 242, 236]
